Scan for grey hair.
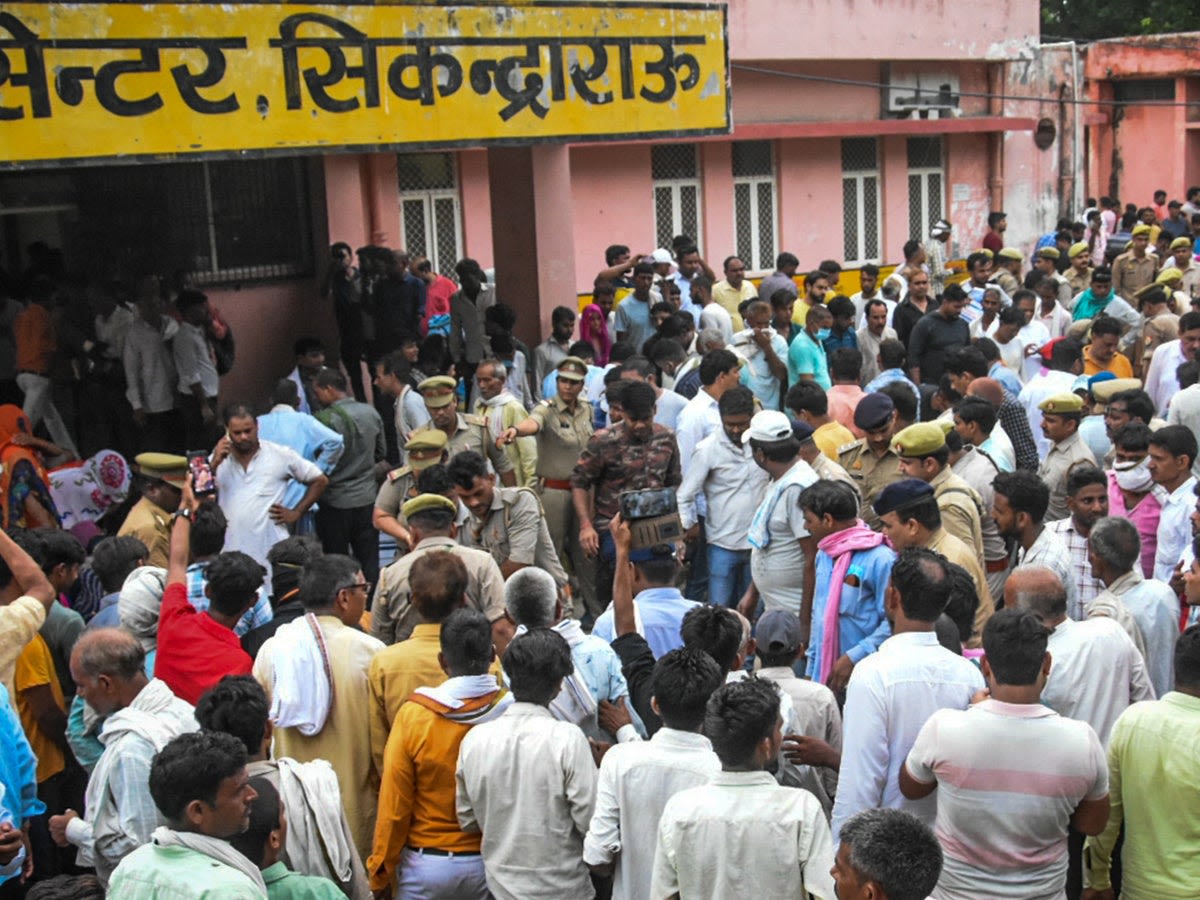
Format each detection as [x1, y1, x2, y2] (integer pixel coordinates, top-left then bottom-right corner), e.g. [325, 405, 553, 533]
[839, 808, 943, 900]
[1089, 517, 1141, 574]
[696, 328, 725, 352]
[731, 609, 752, 654]
[504, 568, 559, 628]
[1009, 566, 1068, 619]
[72, 627, 146, 682]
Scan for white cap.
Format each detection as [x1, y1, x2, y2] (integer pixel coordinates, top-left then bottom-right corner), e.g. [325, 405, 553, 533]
[742, 410, 794, 444]
[931, 219, 951, 237]
[650, 248, 673, 264]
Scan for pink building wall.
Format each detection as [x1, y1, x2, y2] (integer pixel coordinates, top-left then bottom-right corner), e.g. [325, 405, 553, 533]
[568, 145, 655, 286]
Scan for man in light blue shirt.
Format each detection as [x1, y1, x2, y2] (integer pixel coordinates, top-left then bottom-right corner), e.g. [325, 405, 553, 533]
[592, 545, 700, 659]
[0, 685, 40, 888]
[787, 303, 832, 389]
[798, 481, 894, 690]
[257, 378, 344, 534]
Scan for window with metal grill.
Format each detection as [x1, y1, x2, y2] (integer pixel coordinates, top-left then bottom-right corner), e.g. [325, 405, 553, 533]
[732, 140, 777, 272]
[841, 138, 881, 264]
[907, 137, 944, 242]
[651, 144, 702, 252]
[397, 152, 462, 277]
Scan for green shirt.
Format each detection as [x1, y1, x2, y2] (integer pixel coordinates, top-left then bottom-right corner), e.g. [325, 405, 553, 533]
[1084, 692, 1200, 898]
[108, 843, 267, 898]
[263, 861, 343, 900]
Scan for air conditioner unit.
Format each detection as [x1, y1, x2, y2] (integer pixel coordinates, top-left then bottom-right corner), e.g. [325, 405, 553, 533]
[886, 73, 962, 119]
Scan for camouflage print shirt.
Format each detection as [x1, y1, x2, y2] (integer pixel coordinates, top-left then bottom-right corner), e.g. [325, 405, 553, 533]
[570, 422, 682, 528]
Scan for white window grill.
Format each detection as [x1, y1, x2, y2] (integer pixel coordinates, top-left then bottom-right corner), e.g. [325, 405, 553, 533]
[397, 152, 463, 275]
[732, 140, 777, 272]
[652, 144, 702, 253]
[907, 137, 945, 242]
[841, 138, 881, 266]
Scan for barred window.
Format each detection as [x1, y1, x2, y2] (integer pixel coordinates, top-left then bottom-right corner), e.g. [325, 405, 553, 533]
[841, 138, 881, 265]
[0, 158, 314, 285]
[397, 152, 462, 276]
[907, 137, 944, 243]
[732, 141, 777, 272]
[651, 144, 702, 252]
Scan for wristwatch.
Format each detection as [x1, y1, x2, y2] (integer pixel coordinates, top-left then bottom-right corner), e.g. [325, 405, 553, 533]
[172, 507, 193, 523]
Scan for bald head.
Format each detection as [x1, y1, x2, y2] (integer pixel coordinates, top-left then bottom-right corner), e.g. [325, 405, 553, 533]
[1004, 566, 1068, 623]
[966, 377, 1004, 409]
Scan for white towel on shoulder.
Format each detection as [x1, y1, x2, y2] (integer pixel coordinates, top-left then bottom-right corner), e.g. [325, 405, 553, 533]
[268, 614, 334, 736]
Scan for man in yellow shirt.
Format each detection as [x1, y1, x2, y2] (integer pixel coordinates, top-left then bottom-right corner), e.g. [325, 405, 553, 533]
[1083, 316, 1133, 378]
[711, 256, 757, 332]
[785, 382, 854, 461]
[367, 608, 510, 899]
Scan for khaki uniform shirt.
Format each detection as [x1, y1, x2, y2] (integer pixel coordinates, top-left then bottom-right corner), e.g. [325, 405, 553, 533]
[930, 466, 985, 559]
[370, 536, 507, 646]
[1066, 266, 1093, 301]
[994, 269, 1021, 298]
[373, 465, 419, 519]
[809, 453, 861, 502]
[461, 487, 568, 585]
[528, 396, 594, 481]
[928, 527, 993, 648]
[117, 497, 171, 568]
[1112, 251, 1156, 303]
[411, 414, 514, 475]
[837, 440, 902, 530]
[1039, 431, 1097, 522]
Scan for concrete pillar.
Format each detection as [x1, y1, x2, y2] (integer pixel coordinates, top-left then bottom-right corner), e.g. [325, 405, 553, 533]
[487, 145, 578, 348]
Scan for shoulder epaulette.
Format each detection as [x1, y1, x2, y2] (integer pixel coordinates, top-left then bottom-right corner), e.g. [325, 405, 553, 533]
[387, 466, 412, 482]
[837, 439, 865, 455]
[464, 413, 488, 426]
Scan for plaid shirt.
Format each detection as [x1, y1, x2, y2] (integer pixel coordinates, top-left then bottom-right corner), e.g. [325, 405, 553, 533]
[185, 562, 273, 637]
[1045, 518, 1105, 620]
[927, 239, 950, 296]
[997, 397, 1040, 472]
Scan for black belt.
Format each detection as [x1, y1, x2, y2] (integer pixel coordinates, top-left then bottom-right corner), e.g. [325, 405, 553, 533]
[407, 846, 480, 858]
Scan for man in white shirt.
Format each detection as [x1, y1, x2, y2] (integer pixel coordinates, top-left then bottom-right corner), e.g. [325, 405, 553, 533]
[674, 349, 741, 469]
[583, 648, 722, 900]
[1018, 337, 1083, 458]
[677, 387, 768, 609]
[1167, 361, 1200, 479]
[855, 299, 897, 386]
[651, 678, 836, 899]
[172, 290, 222, 450]
[831, 547, 984, 840]
[457, 629, 597, 900]
[212, 404, 328, 571]
[123, 285, 179, 453]
[1149, 425, 1199, 583]
[1143, 312, 1200, 416]
[691, 276, 734, 346]
[619, 356, 687, 431]
[1007, 567, 1154, 745]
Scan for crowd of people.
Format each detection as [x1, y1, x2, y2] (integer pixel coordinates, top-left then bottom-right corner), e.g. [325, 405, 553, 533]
[0, 188, 1199, 900]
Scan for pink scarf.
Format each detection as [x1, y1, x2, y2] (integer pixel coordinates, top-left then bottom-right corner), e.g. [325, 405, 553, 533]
[817, 521, 885, 683]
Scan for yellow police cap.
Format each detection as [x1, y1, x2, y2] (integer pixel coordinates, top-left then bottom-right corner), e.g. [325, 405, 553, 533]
[1091, 377, 1142, 402]
[890, 422, 947, 458]
[404, 430, 449, 469]
[1036, 247, 1060, 260]
[998, 247, 1023, 261]
[1170, 236, 1193, 251]
[556, 357, 588, 382]
[401, 493, 458, 520]
[1156, 267, 1183, 285]
[417, 376, 458, 408]
[1038, 393, 1084, 414]
[1131, 223, 1152, 237]
[975, 248, 994, 259]
[135, 452, 189, 488]
[1068, 241, 1089, 258]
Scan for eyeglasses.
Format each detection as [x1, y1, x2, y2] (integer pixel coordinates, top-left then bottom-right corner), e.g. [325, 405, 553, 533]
[341, 581, 372, 594]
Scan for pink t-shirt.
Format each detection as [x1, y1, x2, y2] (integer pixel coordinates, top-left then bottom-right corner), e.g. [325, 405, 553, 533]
[1106, 471, 1162, 579]
[906, 699, 1108, 899]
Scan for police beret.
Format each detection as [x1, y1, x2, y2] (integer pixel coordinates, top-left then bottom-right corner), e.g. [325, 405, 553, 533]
[1068, 241, 1090, 258]
[791, 419, 815, 444]
[1156, 267, 1183, 285]
[556, 357, 588, 381]
[1038, 392, 1084, 414]
[1036, 247, 1060, 260]
[417, 376, 458, 407]
[872, 478, 935, 517]
[854, 393, 895, 432]
[891, 422, 947, 458]
[401, 493, 458, 520]
[135, 452, 188, 488]
[1170, 236, 1193, 251]
[1091, 377, 1142, 402]
[1130, 223, 1152, 237]
[998, 247, 1023, 261]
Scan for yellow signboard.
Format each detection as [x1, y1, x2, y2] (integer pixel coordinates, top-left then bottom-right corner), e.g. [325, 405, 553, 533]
[0, 2, 729, 167]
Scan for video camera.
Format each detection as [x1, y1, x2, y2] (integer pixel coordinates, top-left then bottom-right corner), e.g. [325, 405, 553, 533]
[618, 488, 683, 550]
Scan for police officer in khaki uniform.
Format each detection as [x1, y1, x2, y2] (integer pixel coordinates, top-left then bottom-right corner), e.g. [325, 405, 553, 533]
[892, 421, 986, 559]
[1112, 223, 1157, 303]
[794, 420, 860, 506]
[117, 453, 188, 568]
[445, 450, 569, 589]
[370, 493, 510, 647]
[838, 393, 903, 531]
[372, 430, 448, 548]
[1037, 392, 1098, 522]
[498, 356, 598, 617]
[409, 375, 517, 485]
[993, 247, 1024, 297]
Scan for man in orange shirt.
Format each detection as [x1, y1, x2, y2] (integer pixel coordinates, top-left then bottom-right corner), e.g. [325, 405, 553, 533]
[13, 278, 77, 456]
[367, 607, 510, 899]
[1082, 316, 1133, 378]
